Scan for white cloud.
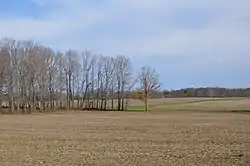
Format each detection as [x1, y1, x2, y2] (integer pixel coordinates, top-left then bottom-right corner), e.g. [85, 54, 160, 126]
[0, 0, 104, 40]
[0, 0, 249, 62]
[88, 0, 250, 62]
[137, 19, 250, 57]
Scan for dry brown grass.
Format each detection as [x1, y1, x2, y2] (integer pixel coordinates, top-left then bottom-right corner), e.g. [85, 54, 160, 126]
[0, 111, 249, 165]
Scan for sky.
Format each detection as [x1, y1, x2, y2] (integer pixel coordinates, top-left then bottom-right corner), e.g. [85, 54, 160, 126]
[0, 0, 249, 90]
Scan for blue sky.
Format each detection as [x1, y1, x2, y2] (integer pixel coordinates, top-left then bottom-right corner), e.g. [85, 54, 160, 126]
[0, 0, 249, 89]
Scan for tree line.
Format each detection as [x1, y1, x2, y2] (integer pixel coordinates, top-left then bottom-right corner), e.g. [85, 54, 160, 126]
[0, 38, 160, 114]
[163, 87, 250, 98]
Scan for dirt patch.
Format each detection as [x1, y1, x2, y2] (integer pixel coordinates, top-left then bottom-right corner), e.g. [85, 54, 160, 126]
[0, 111, 249, 165]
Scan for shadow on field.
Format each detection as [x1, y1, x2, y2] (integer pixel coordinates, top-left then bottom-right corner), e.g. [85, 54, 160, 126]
[220, 110, 250, 114]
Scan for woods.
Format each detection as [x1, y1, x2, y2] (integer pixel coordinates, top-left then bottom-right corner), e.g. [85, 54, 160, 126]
[163, 88, 250, 98]
[0, 38, 156, 114]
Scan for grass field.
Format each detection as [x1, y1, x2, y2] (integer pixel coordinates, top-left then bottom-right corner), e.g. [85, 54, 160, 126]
[0, 98, 250, 165]
[127, 97, 250, 112]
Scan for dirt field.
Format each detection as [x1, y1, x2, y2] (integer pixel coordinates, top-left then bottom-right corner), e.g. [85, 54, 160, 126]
[0, 111, 249, 166]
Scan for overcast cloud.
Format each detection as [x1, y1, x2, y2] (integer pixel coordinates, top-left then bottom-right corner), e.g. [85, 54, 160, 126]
[0, 0, 249, 89]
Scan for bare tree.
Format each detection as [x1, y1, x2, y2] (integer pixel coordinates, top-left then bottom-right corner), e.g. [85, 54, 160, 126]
[81, 51, 93, 109]
[96, 55, 104, 110]
[139, 66, 160, 111]
[63, 50, 78, 109]
[0, 37, 161, 114]
[109, 57, 117, 110]
[56, 52, 66, 109]
[0, 48, 10, 112]
[115, 56, 134, 111]
[103, 57, 113, 110]
[0, 38, 21, 113]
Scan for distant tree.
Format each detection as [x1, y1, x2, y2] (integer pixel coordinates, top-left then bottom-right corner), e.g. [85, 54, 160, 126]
[139, 66, 160, 111]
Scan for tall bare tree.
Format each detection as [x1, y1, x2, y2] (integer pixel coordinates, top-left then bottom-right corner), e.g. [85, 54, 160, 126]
[0, 48, 10, 112]
[115, 56, 134, 110]
[139, 66, 160, 111]
[63, 50, 78, 109]
[56, 52, 66, 109]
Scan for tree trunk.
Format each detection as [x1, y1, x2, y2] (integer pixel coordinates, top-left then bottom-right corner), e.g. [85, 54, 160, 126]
[10, 96, 15, 114]
[145, 98, 148, 112]
[0, 101, 1, 113]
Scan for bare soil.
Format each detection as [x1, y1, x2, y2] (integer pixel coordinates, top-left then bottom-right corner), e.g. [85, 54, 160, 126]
[0, 111, 249, 166]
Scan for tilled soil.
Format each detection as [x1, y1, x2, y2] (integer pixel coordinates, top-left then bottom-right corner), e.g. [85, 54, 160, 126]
[0, 111, 249, 166]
